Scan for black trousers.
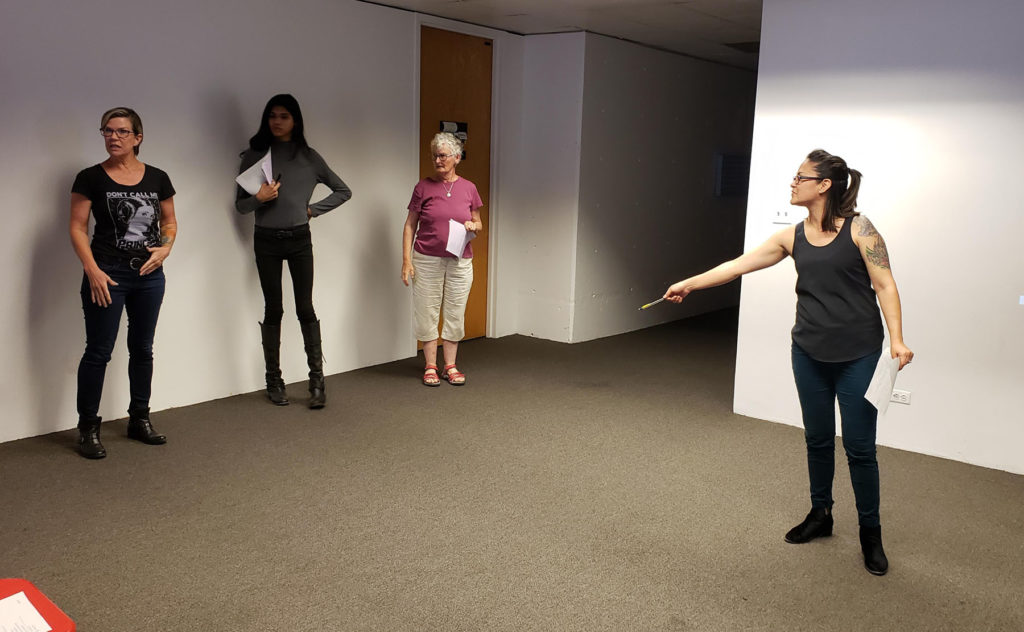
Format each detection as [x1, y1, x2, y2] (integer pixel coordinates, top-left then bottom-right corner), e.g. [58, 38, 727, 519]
[254, 225, 317, 326]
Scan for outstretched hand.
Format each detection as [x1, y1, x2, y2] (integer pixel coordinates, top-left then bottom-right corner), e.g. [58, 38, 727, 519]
[663, 281, 691, 304]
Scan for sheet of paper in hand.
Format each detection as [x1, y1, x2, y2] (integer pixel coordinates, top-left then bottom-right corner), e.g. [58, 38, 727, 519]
[864, 347, 900, 414]
[234, 150, 273, 195]
[446, 219, 476, 258]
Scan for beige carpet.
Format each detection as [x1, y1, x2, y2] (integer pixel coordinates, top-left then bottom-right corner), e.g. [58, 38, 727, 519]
[2, 309, 1022, 631]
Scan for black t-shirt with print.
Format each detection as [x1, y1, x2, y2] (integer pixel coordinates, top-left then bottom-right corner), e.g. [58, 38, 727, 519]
[71, 164, 175, 262]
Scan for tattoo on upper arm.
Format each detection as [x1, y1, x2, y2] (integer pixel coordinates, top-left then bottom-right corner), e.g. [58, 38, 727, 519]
[856, 216, 890, 269]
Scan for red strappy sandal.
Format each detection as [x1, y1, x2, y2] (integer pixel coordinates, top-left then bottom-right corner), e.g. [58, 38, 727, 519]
[422, 364, 441, 387]
[443, 364, 466, 386]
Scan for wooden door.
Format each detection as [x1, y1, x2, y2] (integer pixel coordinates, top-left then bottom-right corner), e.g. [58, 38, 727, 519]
[420, 26, 492, 340]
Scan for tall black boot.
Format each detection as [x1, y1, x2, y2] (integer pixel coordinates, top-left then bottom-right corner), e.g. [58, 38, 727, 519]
[127, 407, 167, 445]
[300, 320, 325, 409]
[860, 525, 889, 576]
[260, 321, 289, 406]
[77, 416, 106, 459]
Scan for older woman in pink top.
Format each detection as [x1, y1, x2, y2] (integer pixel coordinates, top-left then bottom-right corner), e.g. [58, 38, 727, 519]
[401, 133, 483, 386]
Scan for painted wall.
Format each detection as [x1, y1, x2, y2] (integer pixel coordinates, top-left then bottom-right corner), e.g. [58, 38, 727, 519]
[498, 33, 587, 342]
[574, 33, 755, 342]
[735, 0, 1024, 474]
[0, 0, 419, 442]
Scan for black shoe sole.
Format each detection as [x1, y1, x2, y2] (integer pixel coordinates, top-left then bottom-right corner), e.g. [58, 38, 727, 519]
[784, 532, 832, 544]
[127, 435, 167, 445]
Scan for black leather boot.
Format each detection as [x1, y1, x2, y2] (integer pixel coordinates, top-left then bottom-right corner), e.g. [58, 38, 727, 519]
[300, 320, 325, 409]
[860, 525, 889, 575]
[77, 417, 106, 459]
[260, 322, 289, 406]
[785, 507, 833, 543]
[127, 408, 167, 445]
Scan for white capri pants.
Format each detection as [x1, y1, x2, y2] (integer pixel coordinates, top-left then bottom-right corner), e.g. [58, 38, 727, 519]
[412, 250, 474, 342]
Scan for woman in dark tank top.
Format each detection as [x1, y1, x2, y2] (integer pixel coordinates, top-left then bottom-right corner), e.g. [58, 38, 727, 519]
[663, 149, 913, 576]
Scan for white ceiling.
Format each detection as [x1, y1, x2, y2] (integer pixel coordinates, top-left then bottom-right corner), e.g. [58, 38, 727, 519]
[360, 0, 762, 70]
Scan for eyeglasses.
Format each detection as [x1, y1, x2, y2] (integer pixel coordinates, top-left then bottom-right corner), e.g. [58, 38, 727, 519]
[432, 153, 455, 160]
[100, 127, 135, 139]
[792, 175, 824, 184]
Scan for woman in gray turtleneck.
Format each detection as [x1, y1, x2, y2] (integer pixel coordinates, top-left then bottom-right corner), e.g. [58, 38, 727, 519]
[235, 94, 351, 409]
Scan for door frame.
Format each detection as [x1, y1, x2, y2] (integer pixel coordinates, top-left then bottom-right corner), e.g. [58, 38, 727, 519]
[412, 14, 506, 339]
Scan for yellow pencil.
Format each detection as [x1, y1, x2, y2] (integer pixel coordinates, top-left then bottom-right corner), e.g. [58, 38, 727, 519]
[638, 297, 665, 311]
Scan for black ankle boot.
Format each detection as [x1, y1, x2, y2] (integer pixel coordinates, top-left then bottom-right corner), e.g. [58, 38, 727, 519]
[785, 507, 833, 543]
[860, 525, 889, 575]
[127, 409, 167, 445]
[77, 417, 106, 459]
[300, 320, 325, 409]
[260, 322, 289, 406]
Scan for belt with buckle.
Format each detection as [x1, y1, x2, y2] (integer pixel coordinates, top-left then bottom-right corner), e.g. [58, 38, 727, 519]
[94, 253, 146, 270]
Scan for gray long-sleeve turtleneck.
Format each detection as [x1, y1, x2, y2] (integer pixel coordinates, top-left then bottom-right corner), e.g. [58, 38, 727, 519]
[235, 141, 352, 228]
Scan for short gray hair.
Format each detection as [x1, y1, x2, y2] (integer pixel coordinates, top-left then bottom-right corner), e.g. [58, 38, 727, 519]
[430, 132, 462, 159]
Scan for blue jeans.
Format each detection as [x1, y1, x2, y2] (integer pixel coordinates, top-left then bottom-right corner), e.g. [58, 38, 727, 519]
[791, 342, 883, 527]
[77, 260, 165, 423]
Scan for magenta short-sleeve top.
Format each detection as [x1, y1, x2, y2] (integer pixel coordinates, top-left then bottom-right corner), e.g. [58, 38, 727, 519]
[408, 177, 483, 258]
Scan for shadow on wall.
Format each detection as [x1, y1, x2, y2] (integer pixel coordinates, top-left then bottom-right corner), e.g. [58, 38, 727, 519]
[203, 87, 264, 389]
[28, 166, 90, 433]
[205, 87, 259, 250]
[349, 199, 407, 367]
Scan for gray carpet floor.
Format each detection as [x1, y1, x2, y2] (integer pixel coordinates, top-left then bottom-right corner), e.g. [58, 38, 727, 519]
[2, 309, 1022, 631]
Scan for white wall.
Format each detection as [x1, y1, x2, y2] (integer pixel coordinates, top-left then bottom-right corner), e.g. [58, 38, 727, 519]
[735, 0, 1024, 474]
[574, 33, 755, 342]
[497, 33, 587, 342]
[1, 0, 418, 442]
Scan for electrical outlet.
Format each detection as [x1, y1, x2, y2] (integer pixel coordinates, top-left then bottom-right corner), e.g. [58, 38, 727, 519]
[891, 389, 911, 405]
[772, 209, 797, 225]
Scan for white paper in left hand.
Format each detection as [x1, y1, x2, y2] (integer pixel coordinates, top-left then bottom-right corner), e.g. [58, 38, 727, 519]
[446, 219, 476, 258]
[864, 347, 900, 414]
[234, 149, 273, 195]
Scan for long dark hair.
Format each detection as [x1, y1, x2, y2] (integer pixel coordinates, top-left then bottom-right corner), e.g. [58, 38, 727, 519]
[247, 94, 310, 157]
[807, 149, 862, 232]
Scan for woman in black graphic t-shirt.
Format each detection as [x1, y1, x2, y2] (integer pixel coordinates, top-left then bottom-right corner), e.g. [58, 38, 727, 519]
[662, 149, 913, 577]
[69, 107, 178, 460]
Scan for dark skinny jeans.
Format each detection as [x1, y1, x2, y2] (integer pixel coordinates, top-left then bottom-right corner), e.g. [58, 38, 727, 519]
[77, 260, 165, 424]
[254, 225, 317, 326]
[791, 342, 883, 528]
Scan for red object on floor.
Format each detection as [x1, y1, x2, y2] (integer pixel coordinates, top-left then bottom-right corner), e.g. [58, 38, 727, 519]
[0, 578, 75, 631]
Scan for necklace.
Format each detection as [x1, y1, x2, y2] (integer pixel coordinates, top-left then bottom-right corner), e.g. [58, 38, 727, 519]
[442, 178, 456, 197]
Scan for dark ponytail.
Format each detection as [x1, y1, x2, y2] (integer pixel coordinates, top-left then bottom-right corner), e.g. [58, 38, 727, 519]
[806, 149, 862, 232]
